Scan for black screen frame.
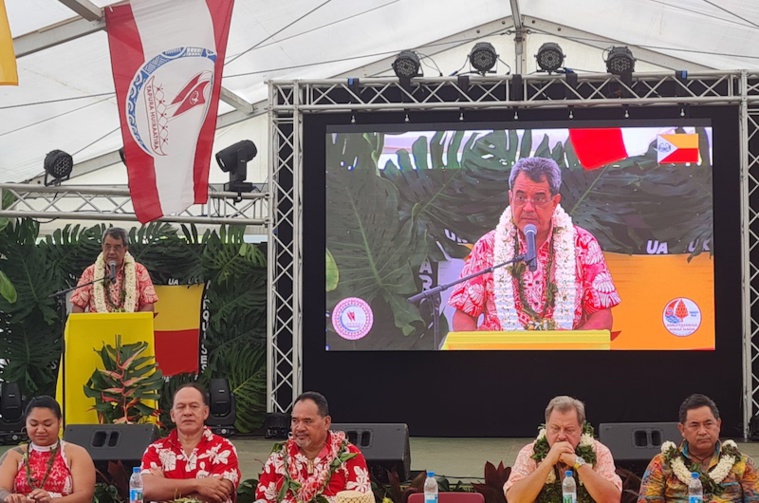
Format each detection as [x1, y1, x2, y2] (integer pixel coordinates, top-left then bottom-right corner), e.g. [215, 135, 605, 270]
[302, 105, 742, 437]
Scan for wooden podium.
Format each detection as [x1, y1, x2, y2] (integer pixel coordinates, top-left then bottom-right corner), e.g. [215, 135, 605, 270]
[55, 312, 155, 426]
[440, 330, 611, 350]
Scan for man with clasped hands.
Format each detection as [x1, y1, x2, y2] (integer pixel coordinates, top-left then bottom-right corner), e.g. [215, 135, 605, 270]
[505, 396, 622, 503]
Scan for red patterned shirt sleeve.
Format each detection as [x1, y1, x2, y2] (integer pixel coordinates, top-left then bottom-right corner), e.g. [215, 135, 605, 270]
[69, 265, 95, 309]
[134, 263, 158, 309]
[575, 227, 621, 315]
[447, 231, 496, 317]
[140, 439, 163, 472]
[206, 437, 241, 487]
[255, 449, 285, 503]
[343, 445, 371, 492]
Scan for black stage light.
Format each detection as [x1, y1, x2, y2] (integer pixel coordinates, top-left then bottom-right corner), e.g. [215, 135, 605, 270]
[264, 412, 291, 439]
[536, 42, 565, 73]
[392, 50, 421, 80]
[0, 382, 27, 445]
[469, 42, 498, 74]
[205, 378, 236, 437]
[216, 140, 257, 194]
[606, 46, 636, 75]
[43, 150, 73, 186]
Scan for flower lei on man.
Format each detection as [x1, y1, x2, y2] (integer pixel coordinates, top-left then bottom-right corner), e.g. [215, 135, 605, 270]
[273, 431, 357, 503]
[493, 205, 577, 330]
[660, 440, 740, 497]
[530, 422, 597, 503]
[93, 252, 137, 312]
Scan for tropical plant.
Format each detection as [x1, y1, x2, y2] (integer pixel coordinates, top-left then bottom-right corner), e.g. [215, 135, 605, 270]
[83, 334, 164, 424]
[471, 461, 510, 503]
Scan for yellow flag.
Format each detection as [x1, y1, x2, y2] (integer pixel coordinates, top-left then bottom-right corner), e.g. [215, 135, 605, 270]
[0, 0, 18, 86]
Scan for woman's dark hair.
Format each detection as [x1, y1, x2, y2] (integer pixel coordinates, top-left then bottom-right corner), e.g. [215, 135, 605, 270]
[25, 395, 62, 420]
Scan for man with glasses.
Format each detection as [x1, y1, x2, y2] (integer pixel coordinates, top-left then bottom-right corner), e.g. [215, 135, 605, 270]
[638, 393, 759, 503]
[71, 227, 158, 313]
[448, 156, 619, 331]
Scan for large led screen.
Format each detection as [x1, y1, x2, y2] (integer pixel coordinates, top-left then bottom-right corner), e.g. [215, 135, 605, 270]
[325, 121, 714, 351]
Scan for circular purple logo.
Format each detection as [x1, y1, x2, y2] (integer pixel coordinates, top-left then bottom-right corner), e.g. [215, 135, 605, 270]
[331, 297, 374, 341]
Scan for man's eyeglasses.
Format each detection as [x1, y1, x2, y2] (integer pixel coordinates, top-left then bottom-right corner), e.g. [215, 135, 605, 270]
[512, 193, 553, 207]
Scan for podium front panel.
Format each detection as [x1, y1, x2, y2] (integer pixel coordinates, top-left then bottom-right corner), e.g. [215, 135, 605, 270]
[56, 312, 155, 425]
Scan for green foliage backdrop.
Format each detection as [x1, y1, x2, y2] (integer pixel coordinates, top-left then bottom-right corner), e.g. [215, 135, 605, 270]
[0, 219, 267, 433]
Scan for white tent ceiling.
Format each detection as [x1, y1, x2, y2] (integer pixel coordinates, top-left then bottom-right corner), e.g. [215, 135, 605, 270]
[1, 0, 758, 185]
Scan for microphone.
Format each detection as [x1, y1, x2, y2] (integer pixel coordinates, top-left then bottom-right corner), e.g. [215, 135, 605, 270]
[108, 261, 117, 280]
[524, 224, 538, 272]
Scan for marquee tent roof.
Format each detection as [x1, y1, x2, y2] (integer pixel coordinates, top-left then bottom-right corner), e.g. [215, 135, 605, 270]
[2, 0, 758, 185]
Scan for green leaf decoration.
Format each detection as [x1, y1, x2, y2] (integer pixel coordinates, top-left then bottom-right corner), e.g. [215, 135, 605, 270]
[325, 249, 339, 292]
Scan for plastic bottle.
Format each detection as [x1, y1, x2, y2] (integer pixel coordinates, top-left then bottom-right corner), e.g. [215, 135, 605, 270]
[562, 470, 577, 503]
[424, 470, 438, 503]
[129, 466, 144, 503]
[688, 472, 703, 503]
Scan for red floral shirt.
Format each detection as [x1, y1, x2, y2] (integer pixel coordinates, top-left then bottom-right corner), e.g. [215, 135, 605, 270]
[448, 225, 620, 329]
[140, 427, 241, 502]
[13, 441, 73, 497]
[255, 432, 371, 503]
[70, 262, 158, 312]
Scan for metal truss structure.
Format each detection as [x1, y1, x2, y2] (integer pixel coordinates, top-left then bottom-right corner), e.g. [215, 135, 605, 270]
[268, 71, 759, 435]
[0, 183, 268, 226]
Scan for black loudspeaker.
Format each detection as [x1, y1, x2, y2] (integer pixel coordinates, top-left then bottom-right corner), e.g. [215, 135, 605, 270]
[332, 423, 411, 483]
[599, 422, 681, 474]
[0, 382, 26, 444]
[63, 423, 159, 470]
[265, 412, 290, 439]
[205, 378, 236, 437]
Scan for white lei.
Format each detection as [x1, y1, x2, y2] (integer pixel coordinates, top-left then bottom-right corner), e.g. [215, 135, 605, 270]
[536, 428, 595, 484]
[93, 251, 137, 312]
[493, 205, 577, 330]
[661, 440, 738, 485]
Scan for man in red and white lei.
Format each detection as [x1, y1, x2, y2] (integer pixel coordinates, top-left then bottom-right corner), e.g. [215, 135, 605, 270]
[448, 156, 620, 331]
[141, 383, 240, 503]
[71, 227, 158, 313]
[255, 392, 371, 503]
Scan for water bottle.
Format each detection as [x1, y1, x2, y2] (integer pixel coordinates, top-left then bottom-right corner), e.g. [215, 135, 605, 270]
[562, 470, 577, 503]
[424, 471, 438, 503]
[129, 466, 144, 503]
[688, 472, 703, 503]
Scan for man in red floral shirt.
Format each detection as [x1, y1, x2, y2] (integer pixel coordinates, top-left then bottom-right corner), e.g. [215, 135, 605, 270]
[141, 384, 240, 503]
[71, 227, 158, 313]
[448, 157, 620, 332]
[255, 392, 371, 503]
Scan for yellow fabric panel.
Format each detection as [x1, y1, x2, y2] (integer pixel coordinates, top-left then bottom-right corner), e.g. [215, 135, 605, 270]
[0, 0, 18, 86]
[153, 284, 204, 331]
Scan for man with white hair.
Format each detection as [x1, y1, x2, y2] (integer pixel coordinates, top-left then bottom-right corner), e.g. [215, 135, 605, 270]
[505, 396, 622, 503]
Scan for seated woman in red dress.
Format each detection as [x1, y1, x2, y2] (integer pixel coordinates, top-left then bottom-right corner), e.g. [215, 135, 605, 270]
[0, 396, 95, 503]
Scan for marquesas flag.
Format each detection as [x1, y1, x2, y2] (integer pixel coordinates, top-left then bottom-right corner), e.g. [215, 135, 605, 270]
[105, 0, 234, 223]
[657, 133, 699, 163]
[0, 0, 18, 86]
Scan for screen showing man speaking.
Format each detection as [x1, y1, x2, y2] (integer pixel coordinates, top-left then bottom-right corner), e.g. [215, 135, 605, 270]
[325, 121, 713, 351]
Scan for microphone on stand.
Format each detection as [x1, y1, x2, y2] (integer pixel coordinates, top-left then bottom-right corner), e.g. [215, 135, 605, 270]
[524, 224, 538, 272]
[108, 261, 117, 280]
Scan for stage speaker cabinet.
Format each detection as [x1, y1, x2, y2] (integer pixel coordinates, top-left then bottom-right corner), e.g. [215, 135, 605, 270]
[599, 422, 681, 465]
[63, 423, 159, 471]
[332, 423, 410, 483]
[0, 382, 26, 445]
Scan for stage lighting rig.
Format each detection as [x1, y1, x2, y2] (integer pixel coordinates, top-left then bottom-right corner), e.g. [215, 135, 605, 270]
[535, 42, 565, 73]
[43, 150, 73, 186]
[469, 42, 498, 75]
[605, 46, 636, 75]
[205, 378, 236, 437]
[216, 140, 257, 197]
[0, 382, 27, 445]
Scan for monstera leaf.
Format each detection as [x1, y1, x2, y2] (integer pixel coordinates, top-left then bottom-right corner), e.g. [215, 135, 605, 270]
[326, 132, 427, 337]
[0, 315, 59, 395]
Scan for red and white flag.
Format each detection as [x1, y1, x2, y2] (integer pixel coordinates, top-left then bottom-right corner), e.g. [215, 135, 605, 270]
[568, 128, 649, 170]
[106, 0, 234, 223]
